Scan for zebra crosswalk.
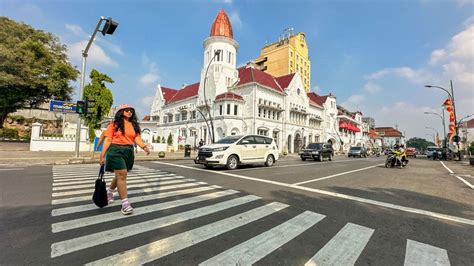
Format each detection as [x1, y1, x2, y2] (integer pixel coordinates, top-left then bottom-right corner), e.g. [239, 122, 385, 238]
[50, 164, 452, 265]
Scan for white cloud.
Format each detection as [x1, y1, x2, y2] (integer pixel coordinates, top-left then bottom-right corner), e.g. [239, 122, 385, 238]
[341, 94, 365, 111]
[65, 24, 87, 36]
[367, 67, 433, 85]
[65, 24, 124, 56]
[141, 95, 154, 108]
[139, 58, 160, 86]
[67, 40, 118, 67]
[363, 81, 382, 93]
[456, 0, 472, 7]
[229, 11, 242, 30]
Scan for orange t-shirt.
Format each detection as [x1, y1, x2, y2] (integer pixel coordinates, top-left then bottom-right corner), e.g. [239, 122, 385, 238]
[105, 121, 138, 145]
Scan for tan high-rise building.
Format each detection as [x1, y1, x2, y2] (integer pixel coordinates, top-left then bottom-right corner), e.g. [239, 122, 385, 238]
[255, 29, 311, 92]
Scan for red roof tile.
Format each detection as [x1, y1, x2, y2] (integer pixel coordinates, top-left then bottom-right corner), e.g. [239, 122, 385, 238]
[215, 92, 244, 101]
[161, 87, 178, 103]
[307, 92, 329, 106]
[275, 73, 295, 90]
[375, 127, 403, 137]
[167, 82, 200, 104]
[236, 67, 284, 93]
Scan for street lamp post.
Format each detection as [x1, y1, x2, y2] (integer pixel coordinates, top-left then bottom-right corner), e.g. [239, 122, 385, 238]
[424, 111, 447, 147]
[425, 133, 435, 143]
[74, 17, 118, 157]
[425, 81, 458, 139]
[425, 126, 439, 146]
[202, 50, 221, 143]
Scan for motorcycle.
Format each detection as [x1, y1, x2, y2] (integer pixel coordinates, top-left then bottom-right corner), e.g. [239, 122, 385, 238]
[385, 150, 409, 168]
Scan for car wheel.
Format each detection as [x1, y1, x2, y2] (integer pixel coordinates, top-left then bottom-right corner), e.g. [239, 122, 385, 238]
[265, 155, 275, 167]
[301, 157, 306, 161]
[329, 154, 333, 161]
[226, 155, 239, 170]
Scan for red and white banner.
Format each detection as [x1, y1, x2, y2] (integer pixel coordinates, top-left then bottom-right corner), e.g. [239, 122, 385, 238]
[443, 98, 456, 140]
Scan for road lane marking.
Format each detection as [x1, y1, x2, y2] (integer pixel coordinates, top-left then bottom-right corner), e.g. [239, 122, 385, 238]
[439, 161, 454, 174]
[233, 158, 380, 171]
[52, 189, 239, 233]
[52, 170, 157, 178]
[200, 211, 325, 265]
[51, 181, 208, 205]
[51, 195, 262, 258]
[51, 185, 221, 216]
[52, 175, 180, 191]
[404, 239, 450, 266]
[84, 202, 288, 265]
[293, 164, 383, 185]
[51, 178, 194, 197]
[440, 161, 474, 189]
[305, 223, 374, 266]
[153, 161, 474, 226]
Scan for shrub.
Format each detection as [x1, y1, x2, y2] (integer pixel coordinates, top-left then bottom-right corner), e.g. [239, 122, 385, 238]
[0, 128, 19, 139]
[161, 136, 166, 143]
[167, 133, 173, 145]
[469, 141, 474, 154]
[9, 115, 26, 124]
[158, 151, 165, 158]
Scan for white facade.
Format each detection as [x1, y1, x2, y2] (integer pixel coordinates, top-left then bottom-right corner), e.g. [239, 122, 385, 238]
[147, 10, 371, 154]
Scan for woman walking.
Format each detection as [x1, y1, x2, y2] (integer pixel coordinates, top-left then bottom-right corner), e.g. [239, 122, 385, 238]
[100, 104, 150, 215]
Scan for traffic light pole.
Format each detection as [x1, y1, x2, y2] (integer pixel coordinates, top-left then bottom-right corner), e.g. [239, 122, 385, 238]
[75, 17, 105, 157]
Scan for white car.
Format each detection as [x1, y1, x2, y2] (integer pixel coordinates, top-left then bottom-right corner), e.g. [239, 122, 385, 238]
[195, 135, 279, 170]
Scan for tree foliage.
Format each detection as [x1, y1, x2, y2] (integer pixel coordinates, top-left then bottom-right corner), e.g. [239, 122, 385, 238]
[406, 137, 435, 151]
[0, 17, 78, 128]
[83, 69, 114, 141]
[167, 133, 173, 145]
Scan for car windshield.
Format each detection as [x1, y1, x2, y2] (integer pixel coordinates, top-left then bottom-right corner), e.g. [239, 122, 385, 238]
[350, 147, 362, 150]
[306, 143, 322, 149]
[215, 136, 242, 144]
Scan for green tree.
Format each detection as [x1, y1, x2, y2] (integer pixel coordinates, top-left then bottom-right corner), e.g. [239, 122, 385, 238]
[83, 69, 114, 141]
[167, 133, 173, 145]
[161, 136, 166, 143]
[406, 137, 435, 151]
[0, 17, 78, 128]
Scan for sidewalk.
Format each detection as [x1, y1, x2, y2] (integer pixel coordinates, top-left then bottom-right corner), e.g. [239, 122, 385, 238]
[0, 150, 196, 166]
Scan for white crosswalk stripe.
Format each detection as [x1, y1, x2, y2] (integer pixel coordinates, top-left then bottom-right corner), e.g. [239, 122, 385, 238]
[305, 223, 374, 266]
[404, 239, 451, 266]
[52, 172, 174, 184]
[51, 185, 221, 216]
[200, 211, 325, 265]
[53, 175, 179, 191]
[85, 202, 289, 265]
[51, 178, 193, 197]
[49, 165, 453, 264]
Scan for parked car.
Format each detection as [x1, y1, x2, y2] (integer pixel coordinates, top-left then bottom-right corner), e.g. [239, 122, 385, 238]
[195, 135, 279, 170]
[425, 146, 438, 158]
[348, 146, 368, 158]
[406, 147, 417, 158]
[299, 143, 334, 161]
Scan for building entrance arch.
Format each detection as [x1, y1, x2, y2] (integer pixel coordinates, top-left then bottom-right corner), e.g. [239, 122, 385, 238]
[294, 133, 302, 153]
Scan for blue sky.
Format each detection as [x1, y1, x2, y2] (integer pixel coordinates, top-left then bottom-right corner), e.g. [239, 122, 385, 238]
[1, 0, 473, 140]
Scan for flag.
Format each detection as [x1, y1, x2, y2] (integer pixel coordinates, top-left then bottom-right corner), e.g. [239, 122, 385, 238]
[435, 133, 441, 147]
[443, 98, 456, 140]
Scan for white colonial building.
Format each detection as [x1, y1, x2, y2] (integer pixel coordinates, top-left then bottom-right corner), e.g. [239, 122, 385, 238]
[147, 10, 369, 154]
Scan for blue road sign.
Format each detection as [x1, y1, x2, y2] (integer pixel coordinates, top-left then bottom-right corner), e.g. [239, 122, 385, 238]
[49, 100, 77, 113]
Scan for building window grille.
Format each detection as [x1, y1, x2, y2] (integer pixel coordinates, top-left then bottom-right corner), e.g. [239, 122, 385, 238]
[258, 129, 268, 136]
[175, 114, 180, 122]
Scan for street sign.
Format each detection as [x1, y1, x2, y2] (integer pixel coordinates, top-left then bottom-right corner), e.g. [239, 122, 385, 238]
[49, 100, 77, 113]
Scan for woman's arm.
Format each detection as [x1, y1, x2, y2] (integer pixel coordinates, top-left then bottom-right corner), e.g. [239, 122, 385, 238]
[99, 138, 111, 165]
[135, 135, 151, 155]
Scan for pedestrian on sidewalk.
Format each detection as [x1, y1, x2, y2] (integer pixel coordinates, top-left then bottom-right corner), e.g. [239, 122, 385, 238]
[99, 104, 150, 215]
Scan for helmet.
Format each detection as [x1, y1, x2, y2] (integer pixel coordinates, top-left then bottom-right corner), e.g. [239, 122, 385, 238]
[117, 104, 135, 112]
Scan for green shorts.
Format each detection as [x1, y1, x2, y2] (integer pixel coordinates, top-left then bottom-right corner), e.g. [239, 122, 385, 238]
[105, 144, 134, 172]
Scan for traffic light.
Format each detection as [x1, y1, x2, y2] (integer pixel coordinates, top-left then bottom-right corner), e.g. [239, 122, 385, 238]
[453, 135, 461, 143]
[102, 18, 118, 36]
[76, 100, 85, 115]
[85, 98, 96, 116]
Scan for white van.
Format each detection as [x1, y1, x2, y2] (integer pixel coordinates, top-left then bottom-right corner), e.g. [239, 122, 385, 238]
[195, 134, 279, 170]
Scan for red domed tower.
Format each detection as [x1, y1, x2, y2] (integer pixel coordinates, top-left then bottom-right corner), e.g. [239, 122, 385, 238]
[210, 9, 233, 39]
[199, 9, 239, 104]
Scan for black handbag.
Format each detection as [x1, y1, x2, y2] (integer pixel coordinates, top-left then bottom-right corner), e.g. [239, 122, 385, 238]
[92, 165, 108, 208]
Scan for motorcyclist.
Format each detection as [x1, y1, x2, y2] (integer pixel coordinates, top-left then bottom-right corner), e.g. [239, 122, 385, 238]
[393, 144, 403, 168]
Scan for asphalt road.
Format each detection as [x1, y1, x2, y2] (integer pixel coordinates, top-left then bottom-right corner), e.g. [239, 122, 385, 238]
[1, 156, 473, 265]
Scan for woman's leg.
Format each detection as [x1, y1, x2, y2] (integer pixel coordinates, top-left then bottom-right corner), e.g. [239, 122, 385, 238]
[115, 169, 128, 200]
